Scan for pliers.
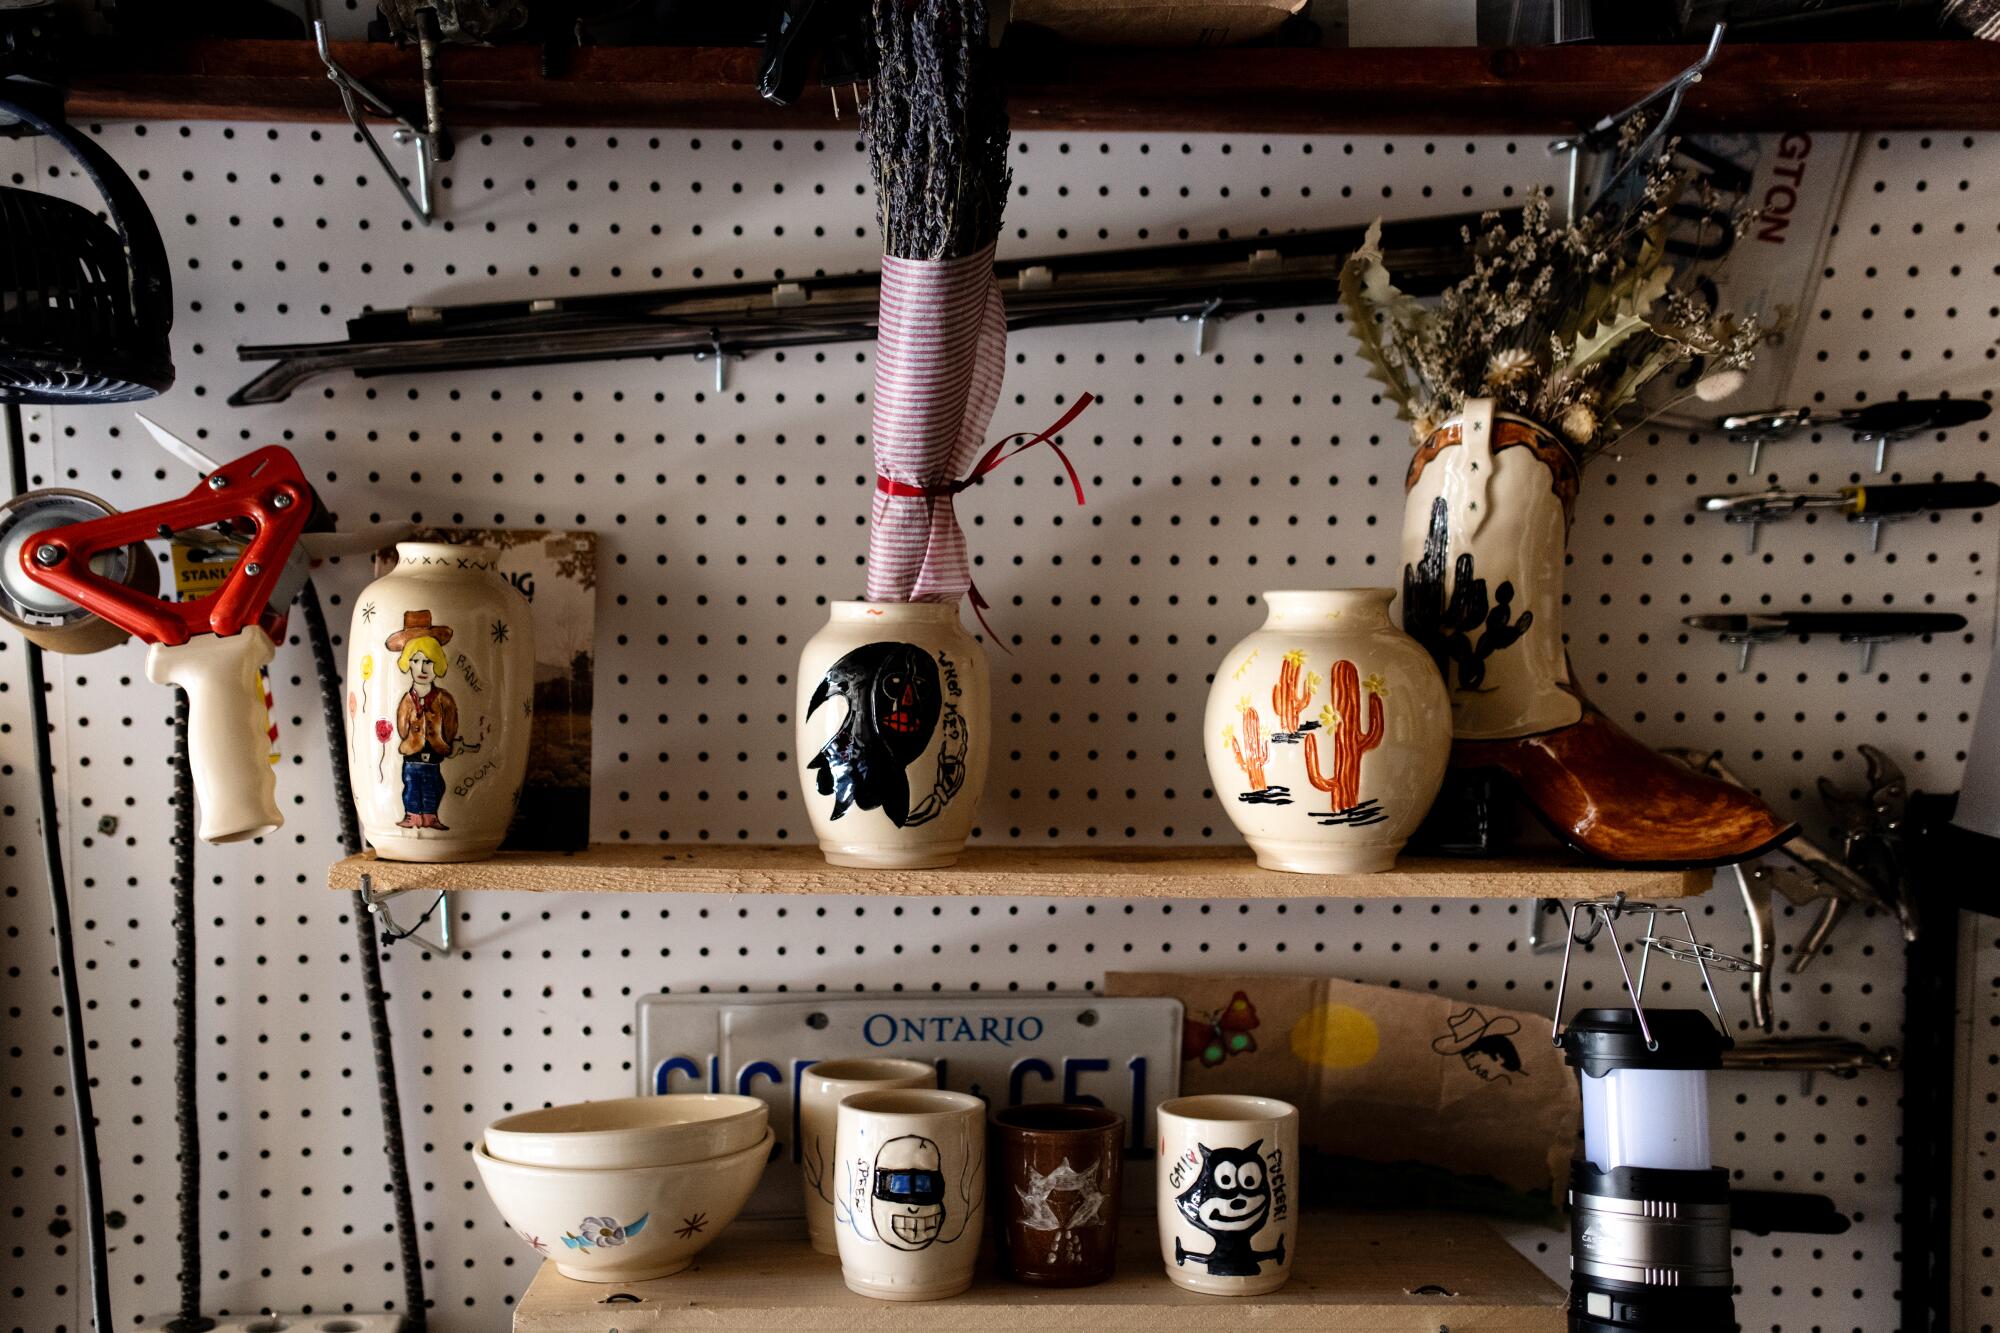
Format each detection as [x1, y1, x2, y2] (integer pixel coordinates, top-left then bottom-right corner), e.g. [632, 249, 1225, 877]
[1816, 745, 1918, 944]
[1663, 748, 1880, 1032]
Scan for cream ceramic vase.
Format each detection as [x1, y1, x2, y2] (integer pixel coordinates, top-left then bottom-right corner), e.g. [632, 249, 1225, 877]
[1205, 589, 1450, 873]
[1400, 397, 1583, 740]
[796, 601, 989, 868]
[347, 542, 534, 863]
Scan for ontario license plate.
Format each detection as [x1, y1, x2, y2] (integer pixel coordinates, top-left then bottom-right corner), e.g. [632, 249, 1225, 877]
[635, 993, 1182, 1218]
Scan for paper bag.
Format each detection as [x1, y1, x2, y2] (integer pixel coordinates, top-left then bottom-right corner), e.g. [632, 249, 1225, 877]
[1106, 971, 1577, 1198]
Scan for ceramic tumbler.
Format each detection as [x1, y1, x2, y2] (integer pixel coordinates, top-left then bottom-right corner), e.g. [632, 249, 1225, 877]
[799, 1058, 938, 1255]
[832, 1088, 986, 1301]
[796, 600, 990, 868]
[1156, 1094, 1298, 1296]
[992, 1103, 1124, 1287]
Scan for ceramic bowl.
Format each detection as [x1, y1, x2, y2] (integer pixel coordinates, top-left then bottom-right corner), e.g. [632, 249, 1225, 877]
[472, 1127, 774, 1282]
[483, 1094, 768, 1170]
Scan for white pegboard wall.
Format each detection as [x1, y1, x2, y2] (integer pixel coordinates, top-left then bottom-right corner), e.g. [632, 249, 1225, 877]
[0, 120, 1994, 1332]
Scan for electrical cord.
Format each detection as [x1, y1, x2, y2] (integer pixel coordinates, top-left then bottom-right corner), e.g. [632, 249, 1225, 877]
[5, 401, 114, 1330]
[167, 693, 211, 1333]
[298, 577, 429, 1330]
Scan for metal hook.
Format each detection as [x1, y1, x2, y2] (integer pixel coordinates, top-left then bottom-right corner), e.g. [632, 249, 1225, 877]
[359, 872, 453, 953]
[1550, 24, 1724, 221]
[314, 20, 437, 225]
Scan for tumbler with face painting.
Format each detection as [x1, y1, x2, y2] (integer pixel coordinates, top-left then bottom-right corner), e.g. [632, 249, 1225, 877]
[833, 1089, 986, 1301]
[799, 1058, 937, 1255]
[1156, 1094, 1298, 1296]
[992, 1103, 1125, 1287]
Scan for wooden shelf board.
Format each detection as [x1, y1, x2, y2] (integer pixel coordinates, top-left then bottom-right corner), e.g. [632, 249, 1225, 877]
[328, 843, 1706, 900]
[512, 1211, 1565, 1331]
[64, 39, 2000, 133]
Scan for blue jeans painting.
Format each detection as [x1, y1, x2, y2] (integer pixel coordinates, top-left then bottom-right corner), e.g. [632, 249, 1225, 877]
[402, 759, 445, 816]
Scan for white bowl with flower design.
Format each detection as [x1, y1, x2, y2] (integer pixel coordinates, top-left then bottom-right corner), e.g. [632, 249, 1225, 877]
[472, 1127, 774, 1282]
[483, 1094, 768, 1170]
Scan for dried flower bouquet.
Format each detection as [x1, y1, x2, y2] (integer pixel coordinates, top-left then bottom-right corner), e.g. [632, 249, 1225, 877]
[1342, 148, 1775, 461]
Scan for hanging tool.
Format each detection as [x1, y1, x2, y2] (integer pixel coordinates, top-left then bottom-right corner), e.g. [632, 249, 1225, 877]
[229, 212, 1507, 405]
[1818, 745, 1918, 944]
[1720, 1036, 1898, 1076]
[1656, 748, 1904, 1016]
[1719, 397, 1990, 474]
[1698, 479, 2000, 553]
[18, 446, 318, 842]
[757, 0, 876, 117]
[1683, 609, 1967, 673]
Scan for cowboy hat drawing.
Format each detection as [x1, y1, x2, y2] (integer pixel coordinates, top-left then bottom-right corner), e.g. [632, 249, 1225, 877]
[384, 609, 454, 651]
[1430, 1007, 1523, 1055]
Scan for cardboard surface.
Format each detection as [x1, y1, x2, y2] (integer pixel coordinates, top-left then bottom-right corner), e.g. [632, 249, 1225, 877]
[1105, 972, 1577, 1198]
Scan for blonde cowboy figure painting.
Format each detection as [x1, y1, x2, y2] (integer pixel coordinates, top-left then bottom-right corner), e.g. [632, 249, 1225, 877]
[385, 610, 471, 830]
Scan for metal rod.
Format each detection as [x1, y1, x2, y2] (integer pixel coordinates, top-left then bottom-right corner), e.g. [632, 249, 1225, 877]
[1678, 906, 1731, 1030]
[1599, 909, 1657, 1050]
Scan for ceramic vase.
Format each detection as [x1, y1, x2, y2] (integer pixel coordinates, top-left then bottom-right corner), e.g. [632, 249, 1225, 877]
[796, 601, 989, 868]
[1205, 588, 1450, 873]
[1399, 397, 1582, 741]
[346, 542, 534, 863]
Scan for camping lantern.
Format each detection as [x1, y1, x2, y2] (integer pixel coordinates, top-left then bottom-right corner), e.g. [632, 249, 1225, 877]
[1551, 899, 1752, 1331]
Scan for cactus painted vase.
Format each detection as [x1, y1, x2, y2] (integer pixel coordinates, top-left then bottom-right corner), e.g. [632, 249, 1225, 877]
[796, 601, 990, 869]
[1204, 589, 1450, 873]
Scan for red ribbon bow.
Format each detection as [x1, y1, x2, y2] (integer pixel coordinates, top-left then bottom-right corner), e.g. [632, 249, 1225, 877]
[874, 393, 1095, 648]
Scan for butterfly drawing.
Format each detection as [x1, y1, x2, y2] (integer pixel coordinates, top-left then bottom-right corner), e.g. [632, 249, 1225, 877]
[1183, 991, 1260, 1068]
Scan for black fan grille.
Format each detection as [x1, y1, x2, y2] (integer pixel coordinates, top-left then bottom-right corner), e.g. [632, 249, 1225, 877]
[0, 185, 171, 403]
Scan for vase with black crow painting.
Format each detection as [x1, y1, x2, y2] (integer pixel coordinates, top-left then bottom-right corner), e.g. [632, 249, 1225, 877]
[797, 602, 990, 868]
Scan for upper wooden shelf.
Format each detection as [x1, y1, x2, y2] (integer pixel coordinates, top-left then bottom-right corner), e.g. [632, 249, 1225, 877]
[328, 842, 1705, 900]
[511, 1211, 1565, 1330]
[64, 39, 2000, 133]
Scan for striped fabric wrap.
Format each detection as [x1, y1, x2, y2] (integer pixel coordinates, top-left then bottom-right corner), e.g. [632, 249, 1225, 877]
[865, 244, 1008, 604]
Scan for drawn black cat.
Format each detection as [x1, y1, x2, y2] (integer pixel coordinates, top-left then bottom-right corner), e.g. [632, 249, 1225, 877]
[1172, 1141, 1286, 1277]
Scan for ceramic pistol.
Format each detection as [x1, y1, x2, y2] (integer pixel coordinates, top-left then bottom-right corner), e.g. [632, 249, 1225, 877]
[19, 446, 316, 842]
[1698, 479, 2000, 552]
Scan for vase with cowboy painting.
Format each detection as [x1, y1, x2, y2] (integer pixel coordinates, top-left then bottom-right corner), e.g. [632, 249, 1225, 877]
[347, 542, 535, 863]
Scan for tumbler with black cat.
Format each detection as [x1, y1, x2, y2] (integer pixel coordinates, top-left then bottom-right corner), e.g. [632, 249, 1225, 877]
[1156, 1094, 1298, 1296]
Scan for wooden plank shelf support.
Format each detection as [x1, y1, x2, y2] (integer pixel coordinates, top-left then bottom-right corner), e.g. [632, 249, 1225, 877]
[511, 1212, 1567, 1331]
[328, 843, 1708, 900]
[65, 39, 2000, 133]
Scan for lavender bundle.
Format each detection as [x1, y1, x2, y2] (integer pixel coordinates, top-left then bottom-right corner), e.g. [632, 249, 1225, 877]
[863, 0, 1012, 261]
[859, 0, 1021, 605]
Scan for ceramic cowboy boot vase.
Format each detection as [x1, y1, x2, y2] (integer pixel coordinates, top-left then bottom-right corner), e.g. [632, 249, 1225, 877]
[347, 542, 535, 863]
[1205, 589, 1451, 873]
[1399, 398, 1793, 865]
[797, 601, 990, 868]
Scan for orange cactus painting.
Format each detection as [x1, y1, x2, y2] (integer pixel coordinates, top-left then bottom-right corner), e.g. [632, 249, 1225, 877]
[1225, 697, 1292, 806]
[1271, 650, 1319, 738]
[1303, 659, 1387, 823]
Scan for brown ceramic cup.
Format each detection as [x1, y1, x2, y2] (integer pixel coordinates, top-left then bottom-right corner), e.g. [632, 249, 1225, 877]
[990, 1103, 1126, 1287]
